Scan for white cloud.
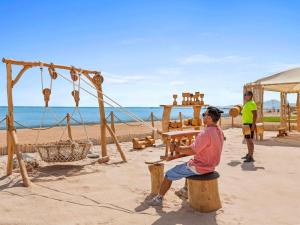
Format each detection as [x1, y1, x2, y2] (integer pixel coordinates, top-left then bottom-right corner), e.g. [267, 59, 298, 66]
[158, 67, 183, 76]
[104, 72, 152, 84]
[178, 54, 251, 65]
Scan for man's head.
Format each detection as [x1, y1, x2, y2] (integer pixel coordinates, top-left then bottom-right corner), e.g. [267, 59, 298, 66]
[244, 91, 253, 102]
[202, 106, 224, 125]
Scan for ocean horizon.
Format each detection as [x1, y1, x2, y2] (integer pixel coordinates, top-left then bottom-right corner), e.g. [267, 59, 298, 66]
[0, 106, 230, 130]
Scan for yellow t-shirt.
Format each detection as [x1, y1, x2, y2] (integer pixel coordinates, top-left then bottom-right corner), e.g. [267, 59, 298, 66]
[242, 100, 257, 124]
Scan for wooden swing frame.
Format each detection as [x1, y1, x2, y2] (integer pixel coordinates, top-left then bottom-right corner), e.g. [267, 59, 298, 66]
[2, 58, 126, 187]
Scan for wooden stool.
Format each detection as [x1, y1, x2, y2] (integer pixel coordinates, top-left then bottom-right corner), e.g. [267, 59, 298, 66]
[148, 163, 164, 195]
[187, 171, 221, 212]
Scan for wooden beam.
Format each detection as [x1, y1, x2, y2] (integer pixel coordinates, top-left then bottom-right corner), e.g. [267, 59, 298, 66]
[6, 115, 13, 175]
[2, 58, 100, 75]
[95, 82, 108, 158]
[6, 62, 14, 176]
[297, 93, 300, 132]
[150, 112, 155, 138]
[12, 65, 31, 87]
[105, 123, 127, 162]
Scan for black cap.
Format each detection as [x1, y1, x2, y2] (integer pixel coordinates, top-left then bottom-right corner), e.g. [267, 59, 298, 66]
[202, 106, 224, 122]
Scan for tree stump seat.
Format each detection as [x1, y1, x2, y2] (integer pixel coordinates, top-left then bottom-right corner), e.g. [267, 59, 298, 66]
[187, 171, 221, 213]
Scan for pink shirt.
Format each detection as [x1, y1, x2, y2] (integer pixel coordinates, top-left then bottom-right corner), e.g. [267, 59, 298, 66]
[188, 126, 224, 174]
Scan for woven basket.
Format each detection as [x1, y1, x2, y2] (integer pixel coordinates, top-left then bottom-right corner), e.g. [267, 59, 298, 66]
[36, 140, 92, 163]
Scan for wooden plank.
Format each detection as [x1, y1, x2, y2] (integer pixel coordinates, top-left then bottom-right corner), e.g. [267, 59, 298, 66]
[2, 58, 100, 75]
[162, 130, 201, 138]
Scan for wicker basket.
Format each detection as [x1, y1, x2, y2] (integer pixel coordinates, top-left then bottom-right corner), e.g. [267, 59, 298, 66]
[36, 140, 92, 163]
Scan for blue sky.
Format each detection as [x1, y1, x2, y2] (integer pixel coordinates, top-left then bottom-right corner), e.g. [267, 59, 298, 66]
[1, 0, 300, 107]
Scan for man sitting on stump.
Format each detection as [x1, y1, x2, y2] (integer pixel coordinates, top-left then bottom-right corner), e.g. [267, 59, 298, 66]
[148, 106, 224, 206]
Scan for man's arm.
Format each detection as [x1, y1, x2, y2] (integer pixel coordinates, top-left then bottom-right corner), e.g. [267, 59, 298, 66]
[252, 110, 257, 131]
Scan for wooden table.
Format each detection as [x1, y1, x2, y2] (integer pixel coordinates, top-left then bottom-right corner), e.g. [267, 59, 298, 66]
[161, 130, 201, 161]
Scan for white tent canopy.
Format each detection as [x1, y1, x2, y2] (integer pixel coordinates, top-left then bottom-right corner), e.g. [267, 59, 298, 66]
[247, 67, 300, 93]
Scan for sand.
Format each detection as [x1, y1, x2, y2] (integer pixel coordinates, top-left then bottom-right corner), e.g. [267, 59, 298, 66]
[0, 128, 300, 225]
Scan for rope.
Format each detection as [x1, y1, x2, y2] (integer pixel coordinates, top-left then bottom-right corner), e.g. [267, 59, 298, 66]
[56, 72, 157, 132]
[113, 114, 144, 127]
[79, 74, 156, 130]
[105, 113, 111, 121]
[0, 117, 6, 125]
[14, 116, 67, 131]
[40, 67, 44, 91]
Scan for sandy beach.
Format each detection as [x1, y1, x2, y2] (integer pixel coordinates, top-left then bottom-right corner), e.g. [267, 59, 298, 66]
[0, 128, 299, 225]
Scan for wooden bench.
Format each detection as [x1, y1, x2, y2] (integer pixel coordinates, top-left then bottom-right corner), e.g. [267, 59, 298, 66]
[187, 171, 221, 212]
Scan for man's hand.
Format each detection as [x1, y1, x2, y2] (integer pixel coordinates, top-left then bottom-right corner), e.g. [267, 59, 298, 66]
[176, 146, 195, 156]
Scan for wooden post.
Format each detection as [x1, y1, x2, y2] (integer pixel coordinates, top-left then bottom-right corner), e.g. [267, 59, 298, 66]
[148, 163, 164, 195]
[93, 74, 108, 159]
[6, 115, 13, 175]
[297, 93, 300, 132]
[6, 63, 14, 175]
[193, 105, 202, 127]
[150, 112, 155, 138]
[110, 111, 115, 133]
[66, 113, 73, 140]
[10, 129, 31, 187]
[179, 112, 183, 130]
[161, 105, 172, 133]
[280, 92, 287, 128]
[105, 123, 127, 162]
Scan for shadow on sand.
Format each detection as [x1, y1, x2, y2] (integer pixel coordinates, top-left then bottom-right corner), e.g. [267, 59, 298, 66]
[227, 160, 265, 171]
[135, 194, 219, 225]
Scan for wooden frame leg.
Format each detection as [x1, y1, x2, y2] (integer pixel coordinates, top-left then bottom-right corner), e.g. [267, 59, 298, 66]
[11, 130, 31, 187]
[105, 123, 127, 162]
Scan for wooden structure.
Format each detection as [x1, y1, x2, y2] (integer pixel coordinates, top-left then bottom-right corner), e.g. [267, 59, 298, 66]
[2, 58, 126, 187]
[148, 163, 164, 195]
[161, 92, 208, 133]
[187, 172, 221, 212]
[131, 112, 156, 150]
[161, 130, 201, 161]
[244, 67, 300, 132]
[132, 136, 155, 150]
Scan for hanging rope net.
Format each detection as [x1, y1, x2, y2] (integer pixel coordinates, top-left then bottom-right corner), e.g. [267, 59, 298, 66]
[36, 140, 92, 162]
[33, 66, 92, 162]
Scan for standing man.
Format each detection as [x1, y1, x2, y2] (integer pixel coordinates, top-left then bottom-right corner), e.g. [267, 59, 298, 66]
[242, 91, 257, 162]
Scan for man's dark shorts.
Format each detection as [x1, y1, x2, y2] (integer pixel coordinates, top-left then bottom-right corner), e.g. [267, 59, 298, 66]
[244, 123, 254, 139]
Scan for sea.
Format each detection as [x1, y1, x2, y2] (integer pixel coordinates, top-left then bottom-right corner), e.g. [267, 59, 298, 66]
[0, 106, 229, 130]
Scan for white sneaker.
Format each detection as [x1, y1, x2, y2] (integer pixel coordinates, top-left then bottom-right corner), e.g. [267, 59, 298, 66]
[147, 195, 163, 206]
[175, 187, 188, 199]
